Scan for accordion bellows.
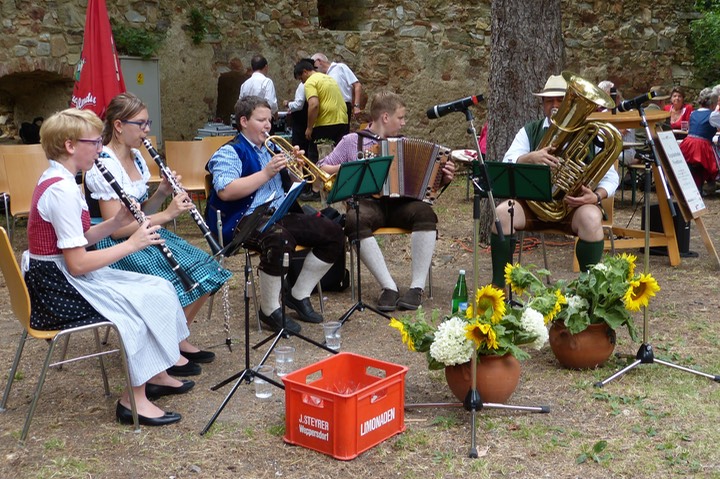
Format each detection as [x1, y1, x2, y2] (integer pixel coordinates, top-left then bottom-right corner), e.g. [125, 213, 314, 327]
[370, 137, 451, 204]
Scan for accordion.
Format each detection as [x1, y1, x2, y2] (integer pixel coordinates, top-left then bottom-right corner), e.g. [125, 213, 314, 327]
[369, 137, 451, 204]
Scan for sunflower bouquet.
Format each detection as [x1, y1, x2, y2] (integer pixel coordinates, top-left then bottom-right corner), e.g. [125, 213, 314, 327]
[389, 283, 555, 370]
[504, 253, 660, 341]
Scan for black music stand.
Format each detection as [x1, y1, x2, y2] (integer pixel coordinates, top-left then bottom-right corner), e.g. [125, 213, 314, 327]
[326, 155, 394, 326]
[408, 145, 550, 458]
[481, 162, 552, 301]
[251, 178, 340, 353]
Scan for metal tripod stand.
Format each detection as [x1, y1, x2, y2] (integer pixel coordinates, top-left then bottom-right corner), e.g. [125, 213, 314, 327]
[407, 108, 549, 459]
[200, 248, 285, 435]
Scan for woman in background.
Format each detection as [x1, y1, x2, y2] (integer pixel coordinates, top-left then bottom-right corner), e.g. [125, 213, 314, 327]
[679, 88, 720, 195]
[664, 86, 694, 130]
[85, 93, 232, 376]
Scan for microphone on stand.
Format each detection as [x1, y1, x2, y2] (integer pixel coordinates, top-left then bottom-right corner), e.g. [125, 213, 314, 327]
[617, 91, 658, 112]
[610, 87, 618, 115]
[426, 94, 484, 119]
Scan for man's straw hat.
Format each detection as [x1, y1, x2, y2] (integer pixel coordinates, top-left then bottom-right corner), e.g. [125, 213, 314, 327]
[532, 74, 567, 97]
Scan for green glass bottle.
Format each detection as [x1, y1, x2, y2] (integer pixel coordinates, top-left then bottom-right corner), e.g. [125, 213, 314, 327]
[451, 269, 468, 315]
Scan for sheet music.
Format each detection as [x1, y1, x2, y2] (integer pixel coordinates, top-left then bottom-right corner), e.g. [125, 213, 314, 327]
[260, 180, 306, 233]
[656, 131, 705, 215]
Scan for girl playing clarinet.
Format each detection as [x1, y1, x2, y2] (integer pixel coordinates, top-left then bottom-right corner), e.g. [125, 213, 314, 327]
[26, 108, 194, 426]
[85, 93, 231, 374]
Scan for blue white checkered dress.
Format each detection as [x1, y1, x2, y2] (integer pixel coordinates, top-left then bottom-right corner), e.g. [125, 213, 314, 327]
[85, 147, 232, 306]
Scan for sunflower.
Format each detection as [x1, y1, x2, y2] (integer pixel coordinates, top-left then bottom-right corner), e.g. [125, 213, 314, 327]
[389, 317, 415, 351]
[465, 285, 506, 324]
[619, 253, 637, 280]
[623, 273, 660, 311]
[545, 289, 567, 324]
[465, 321, 499, 351]
[504, 263, 525, 296]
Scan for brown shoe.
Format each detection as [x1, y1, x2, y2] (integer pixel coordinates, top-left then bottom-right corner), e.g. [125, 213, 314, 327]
[398, 288, 423, 310]
[377, 289, 399, 312]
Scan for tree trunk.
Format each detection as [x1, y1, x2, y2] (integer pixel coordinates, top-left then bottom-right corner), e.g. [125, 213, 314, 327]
[479, 0, 564, 244]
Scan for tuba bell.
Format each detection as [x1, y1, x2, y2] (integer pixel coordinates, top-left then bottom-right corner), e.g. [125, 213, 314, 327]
[526, 71, 623, 222]
[264, 134, 336, 192]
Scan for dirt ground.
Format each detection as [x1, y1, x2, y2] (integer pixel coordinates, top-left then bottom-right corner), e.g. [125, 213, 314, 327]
[1, 178, 720, 479]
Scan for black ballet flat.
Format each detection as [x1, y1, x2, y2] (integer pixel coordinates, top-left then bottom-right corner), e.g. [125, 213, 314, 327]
[145, 379, 195, 400]
[166, 361, 202, 377]
[180, 349, 216, 364]
[115, 402, 182, 427]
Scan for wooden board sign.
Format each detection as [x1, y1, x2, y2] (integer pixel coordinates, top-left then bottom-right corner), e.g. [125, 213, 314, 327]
[655, 131, 706, 221]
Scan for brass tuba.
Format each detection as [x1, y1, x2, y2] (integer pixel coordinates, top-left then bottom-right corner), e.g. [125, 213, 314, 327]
[526, 71, 623, 222]
[264, 134, 336, 192]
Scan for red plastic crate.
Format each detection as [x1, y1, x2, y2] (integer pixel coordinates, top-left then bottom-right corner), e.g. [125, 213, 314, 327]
[281, 352, 408, 460]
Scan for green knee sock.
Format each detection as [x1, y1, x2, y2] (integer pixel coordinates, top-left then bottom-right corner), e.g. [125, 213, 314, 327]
[575, 239, 604, 271]
[491, 233, 515, 288]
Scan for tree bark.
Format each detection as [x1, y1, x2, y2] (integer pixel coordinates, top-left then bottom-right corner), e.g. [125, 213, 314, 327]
[478, 0, 564, 244]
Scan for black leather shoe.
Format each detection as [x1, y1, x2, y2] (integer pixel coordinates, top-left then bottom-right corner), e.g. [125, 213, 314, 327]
[285, 294, 323, 323]
[145, 379, 195, 400]
[166, 361, 202, 377]
[259, 308, 301, 334]
[180, 350, 216, 364]
[377, 289, 399, 312]
[116, 401, 182, 427]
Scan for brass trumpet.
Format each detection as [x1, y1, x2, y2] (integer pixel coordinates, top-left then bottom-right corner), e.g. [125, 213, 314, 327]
[264, 134, 335, 192]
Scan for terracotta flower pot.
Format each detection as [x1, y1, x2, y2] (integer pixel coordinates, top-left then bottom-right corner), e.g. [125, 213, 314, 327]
[444, 354, 521, 404]
[549, 321, 616, 369]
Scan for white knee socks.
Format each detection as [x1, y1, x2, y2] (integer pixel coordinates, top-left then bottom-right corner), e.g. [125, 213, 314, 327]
[410, 231, 435, 290]
[359, 237, 397, 291]
[259, 271, 281, 315]
[291, 251, 333, 300]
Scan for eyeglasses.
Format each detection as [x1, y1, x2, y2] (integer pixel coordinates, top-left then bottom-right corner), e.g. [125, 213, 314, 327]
[76, 137, 104, 149]
[122, 119, 153, 129]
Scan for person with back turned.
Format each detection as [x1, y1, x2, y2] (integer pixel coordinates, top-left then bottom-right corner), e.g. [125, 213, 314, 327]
[489, 74, 619, 289]
[311, 53, 363, 125]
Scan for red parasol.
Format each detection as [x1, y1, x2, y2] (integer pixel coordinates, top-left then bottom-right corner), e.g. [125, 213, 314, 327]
[70, 0, 126, 118]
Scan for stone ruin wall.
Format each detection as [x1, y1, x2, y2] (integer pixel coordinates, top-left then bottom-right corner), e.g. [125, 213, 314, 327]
[0, 0, 700, 149]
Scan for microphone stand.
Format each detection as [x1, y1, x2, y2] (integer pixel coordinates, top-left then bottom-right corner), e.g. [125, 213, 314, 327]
[595, 104, 719, 387]
[408, 109, 548, 460]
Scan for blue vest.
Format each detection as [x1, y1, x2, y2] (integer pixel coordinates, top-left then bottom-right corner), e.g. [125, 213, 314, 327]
[205, 135, 262, 245]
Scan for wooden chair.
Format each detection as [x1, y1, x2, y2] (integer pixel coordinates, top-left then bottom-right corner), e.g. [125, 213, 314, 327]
[0, 227, 139, 444]
[201, 135, 234, 153]
[348, 227, 434, 301]
[164, 140, 218, 208]
[0, 144, 50, 242]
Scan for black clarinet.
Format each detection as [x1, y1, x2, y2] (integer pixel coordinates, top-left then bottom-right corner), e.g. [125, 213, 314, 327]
[93, 157, 199, 293]
[142, 138, 223, 256]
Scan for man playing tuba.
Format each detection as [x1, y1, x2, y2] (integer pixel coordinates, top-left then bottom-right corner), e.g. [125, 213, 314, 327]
[490, 74, 620, 289]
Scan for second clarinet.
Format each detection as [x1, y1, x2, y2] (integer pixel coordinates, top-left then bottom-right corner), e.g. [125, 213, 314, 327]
[142, 138, 223, 256]
[94, 157, 198, 293]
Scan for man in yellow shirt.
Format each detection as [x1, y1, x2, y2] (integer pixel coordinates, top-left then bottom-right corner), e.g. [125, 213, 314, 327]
[293, 59, 348, 164]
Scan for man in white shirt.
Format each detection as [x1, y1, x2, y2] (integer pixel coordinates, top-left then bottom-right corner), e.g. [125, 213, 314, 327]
[490, 74, 619, 288]
[239, 55, 278, 115]
[311, 53, 362, 124]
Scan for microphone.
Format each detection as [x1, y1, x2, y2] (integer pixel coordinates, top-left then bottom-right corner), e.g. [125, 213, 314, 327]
[616, 91, 658, 112]
[426, 94, 484, 119]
